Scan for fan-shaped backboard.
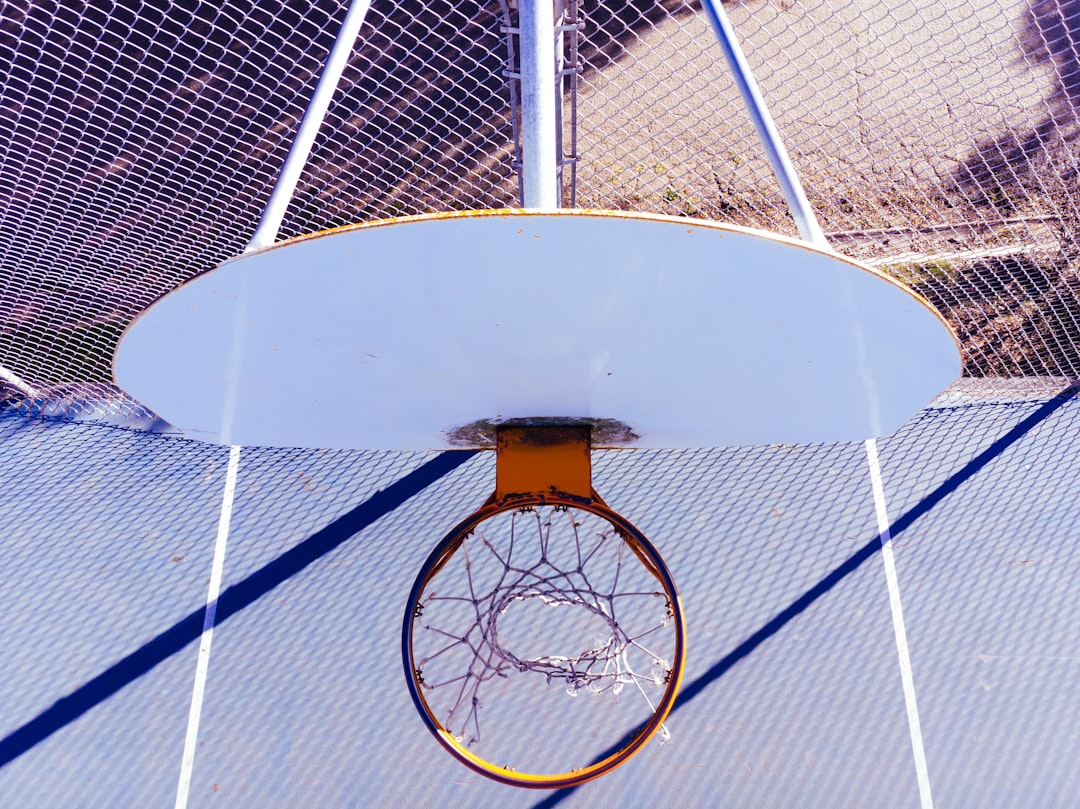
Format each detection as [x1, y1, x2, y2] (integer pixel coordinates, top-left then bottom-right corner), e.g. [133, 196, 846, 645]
[115, 210, 961, 449]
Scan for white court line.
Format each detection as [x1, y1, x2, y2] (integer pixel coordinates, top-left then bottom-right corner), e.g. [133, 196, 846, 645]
[865, 439, 934, 809]
[175, 444, 241, 809]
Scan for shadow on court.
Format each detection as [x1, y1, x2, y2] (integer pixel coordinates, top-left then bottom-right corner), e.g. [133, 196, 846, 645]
[1, 385, 1075, 788]
[531, 384, 1079, 809]
[0, 449, 475, 769]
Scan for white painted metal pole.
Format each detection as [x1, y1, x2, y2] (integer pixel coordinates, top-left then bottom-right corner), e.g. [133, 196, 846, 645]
[699, 0, 828, 247]
[0, 362, 42, 401]
[519, 0, 559, 209]
[246, 0, 374, 252]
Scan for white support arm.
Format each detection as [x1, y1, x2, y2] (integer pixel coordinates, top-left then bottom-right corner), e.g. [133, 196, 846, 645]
[246, 0, 375, 252]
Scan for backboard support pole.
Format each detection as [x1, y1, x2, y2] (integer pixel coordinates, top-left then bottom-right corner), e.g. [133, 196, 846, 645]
[699, 0, 828, 247]
[245, 0, 374, 252]
[519, 0, 559, 209]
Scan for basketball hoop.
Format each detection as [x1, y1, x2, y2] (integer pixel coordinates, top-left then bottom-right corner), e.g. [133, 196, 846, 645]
[402, 424, 686, 788]
[115, 209, 960, 786]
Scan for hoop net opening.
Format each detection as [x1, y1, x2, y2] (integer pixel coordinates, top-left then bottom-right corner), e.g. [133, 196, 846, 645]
[403, 496, 685, 788]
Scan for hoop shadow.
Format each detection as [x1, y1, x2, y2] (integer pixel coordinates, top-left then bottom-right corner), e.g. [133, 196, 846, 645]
[0, 449, 476, 769]
[532, 383, 1079, 809]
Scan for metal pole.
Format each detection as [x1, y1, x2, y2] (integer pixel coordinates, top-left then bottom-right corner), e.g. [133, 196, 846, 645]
[699, 0, 828, 247]
[0, 362, 42, 401]
[519, 0, 559, 209]
[246, 0, 374, 252]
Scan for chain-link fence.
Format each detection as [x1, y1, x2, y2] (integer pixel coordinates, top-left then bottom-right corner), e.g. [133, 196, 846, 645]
[2, 0, 1079, 414]
[571, 0, 1080, 378]
[3, 7, 1079, 804]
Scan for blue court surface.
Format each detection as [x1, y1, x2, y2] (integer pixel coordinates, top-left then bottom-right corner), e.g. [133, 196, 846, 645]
[1, 379, 1076, 808]
[4, 0, 1080, 805]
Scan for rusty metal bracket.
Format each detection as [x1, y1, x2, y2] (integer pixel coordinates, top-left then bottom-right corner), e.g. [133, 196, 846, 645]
[494, 424, 592, 502]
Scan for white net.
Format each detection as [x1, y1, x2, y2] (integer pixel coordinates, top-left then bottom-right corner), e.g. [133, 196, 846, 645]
[2, 0, 1079, 416]
[405, 502, 682, 780]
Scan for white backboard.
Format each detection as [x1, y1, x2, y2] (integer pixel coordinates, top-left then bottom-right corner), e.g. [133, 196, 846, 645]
[115, 210, 961, 448]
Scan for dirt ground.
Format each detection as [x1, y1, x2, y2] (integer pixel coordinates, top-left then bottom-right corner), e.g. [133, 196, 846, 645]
[574, 0, 1057, 255]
